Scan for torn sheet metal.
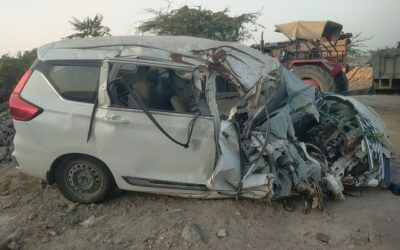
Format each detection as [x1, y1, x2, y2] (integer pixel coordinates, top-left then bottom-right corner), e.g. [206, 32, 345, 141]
[215, 66, 393, 205]
[209, 121, 241, 191]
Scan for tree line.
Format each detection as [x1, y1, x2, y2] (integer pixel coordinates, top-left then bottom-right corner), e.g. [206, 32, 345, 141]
[0, 50, 37, 104]
[0, 7, 260, 105]
[0, 4, 377, 105]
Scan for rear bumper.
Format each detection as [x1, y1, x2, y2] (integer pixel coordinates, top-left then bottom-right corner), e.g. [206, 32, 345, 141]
[12, 121, 52, 180]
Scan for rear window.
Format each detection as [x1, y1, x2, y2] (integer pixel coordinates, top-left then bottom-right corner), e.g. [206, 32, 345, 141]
[48, 65, 100, 103]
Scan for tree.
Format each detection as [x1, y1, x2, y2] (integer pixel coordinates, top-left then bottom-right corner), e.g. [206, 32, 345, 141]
[346, 32, 373, 66]
[0, 49, 37, 104]
[66, 14, 111, 39]
[137, 5, 262, 42]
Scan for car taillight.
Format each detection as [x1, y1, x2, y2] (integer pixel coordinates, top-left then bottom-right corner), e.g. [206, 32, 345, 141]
[9, 69, 42, 121]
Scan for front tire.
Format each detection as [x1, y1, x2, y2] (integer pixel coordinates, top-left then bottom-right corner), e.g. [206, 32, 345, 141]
[55, 156, 114, 204]
[292, 65, 336, 92]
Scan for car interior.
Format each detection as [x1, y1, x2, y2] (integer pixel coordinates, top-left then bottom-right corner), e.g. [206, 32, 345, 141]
[108, 64, 200, 114]
[107, 63, 244, 121]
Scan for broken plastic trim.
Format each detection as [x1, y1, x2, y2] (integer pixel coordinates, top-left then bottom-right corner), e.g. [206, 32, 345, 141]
[111, 78, 199, 148]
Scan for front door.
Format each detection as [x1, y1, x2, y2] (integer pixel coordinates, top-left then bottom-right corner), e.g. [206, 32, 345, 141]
[94, 60, 216, 191]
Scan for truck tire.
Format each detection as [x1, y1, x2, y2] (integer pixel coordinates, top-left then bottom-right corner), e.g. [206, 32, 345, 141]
[292, 65, 336, 92]
[335, 72, 349, 93]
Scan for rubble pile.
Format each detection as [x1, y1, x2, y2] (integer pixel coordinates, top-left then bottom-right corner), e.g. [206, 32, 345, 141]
[347, 66, 373, 90]
[0, 111, 15, 164]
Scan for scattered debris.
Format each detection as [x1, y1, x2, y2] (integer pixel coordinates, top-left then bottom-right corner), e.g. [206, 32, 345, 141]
[65, 203, 77, 213]
[27, 213, 37, 220]
[217, 229, 227, 238]
[49, 231, 57, 237]
[367, 230, 375, 243]
[142, 234, 156, 242]
[80, 215, 96, 227]
[315, 232, 330, 243]
[169, 208, 184, 213]
[181, 223, 205, 243]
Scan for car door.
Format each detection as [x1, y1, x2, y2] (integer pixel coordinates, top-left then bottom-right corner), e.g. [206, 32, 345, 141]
[94, 60, 217, 191]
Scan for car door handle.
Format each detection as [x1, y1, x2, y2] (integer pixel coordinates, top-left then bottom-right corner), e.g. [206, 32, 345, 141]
[103, 115, 130, 124]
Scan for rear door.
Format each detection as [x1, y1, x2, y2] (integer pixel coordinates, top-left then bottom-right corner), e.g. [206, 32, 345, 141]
[94, 60, 217, 191]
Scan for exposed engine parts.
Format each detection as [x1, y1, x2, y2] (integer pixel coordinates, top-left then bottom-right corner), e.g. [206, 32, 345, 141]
[232, 89, 392, 210]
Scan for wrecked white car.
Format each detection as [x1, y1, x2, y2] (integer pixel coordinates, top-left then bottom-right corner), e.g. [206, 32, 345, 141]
[10, 36, 393, 207]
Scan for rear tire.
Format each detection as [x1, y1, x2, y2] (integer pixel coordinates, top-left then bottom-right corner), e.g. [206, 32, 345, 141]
[55, 156, 114, 204]
[292, 65, 336, 92]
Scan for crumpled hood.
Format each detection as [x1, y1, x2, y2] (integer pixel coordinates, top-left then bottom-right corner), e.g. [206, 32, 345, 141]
[325, 94, 394, 156]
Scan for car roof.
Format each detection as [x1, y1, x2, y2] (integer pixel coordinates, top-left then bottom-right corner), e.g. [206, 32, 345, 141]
[38, 36, 248, 61]
[37, 35, 280, 91]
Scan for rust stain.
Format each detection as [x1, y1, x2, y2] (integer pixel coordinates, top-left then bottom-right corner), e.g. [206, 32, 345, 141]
[211, 49, 227, 64]
[170, 53, 184, 63]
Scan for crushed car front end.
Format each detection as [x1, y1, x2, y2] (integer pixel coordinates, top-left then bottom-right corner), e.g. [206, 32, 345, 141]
[192, 44, 394, 207]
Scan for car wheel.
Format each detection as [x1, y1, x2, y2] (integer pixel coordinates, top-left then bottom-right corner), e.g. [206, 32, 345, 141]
[55, 156, 114, 204]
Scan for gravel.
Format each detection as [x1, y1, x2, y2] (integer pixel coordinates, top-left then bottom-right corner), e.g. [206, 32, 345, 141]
[181, 223, 205, 244]
[0, 111, 15, 165]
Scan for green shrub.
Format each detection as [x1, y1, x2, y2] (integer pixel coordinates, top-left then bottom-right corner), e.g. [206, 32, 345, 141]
[0, 49, 37, 103]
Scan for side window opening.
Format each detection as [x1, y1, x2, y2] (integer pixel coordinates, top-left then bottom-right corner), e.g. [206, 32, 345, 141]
[215, 76, 240, 120]
[108, 64, 200, 114]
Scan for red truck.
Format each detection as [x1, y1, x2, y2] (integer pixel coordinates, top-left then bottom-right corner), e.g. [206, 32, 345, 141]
[254, 21, 351, 93]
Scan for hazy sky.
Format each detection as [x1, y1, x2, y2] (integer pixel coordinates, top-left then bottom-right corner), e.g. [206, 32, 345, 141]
[1, 0, 399, 55]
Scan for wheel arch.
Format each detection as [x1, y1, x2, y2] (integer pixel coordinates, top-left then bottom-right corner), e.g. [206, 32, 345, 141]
[46, 153, 116, 185]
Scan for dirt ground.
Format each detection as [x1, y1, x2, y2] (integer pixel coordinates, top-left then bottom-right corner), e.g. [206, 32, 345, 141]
[0, 95, 399, 250]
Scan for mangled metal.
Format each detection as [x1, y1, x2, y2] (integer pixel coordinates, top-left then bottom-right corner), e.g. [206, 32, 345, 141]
[191, 39, 393, 207]
[38, 36, 394, 207]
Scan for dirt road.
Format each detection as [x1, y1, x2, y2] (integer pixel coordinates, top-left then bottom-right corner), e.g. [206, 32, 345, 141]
[1, 95, 399, 250]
